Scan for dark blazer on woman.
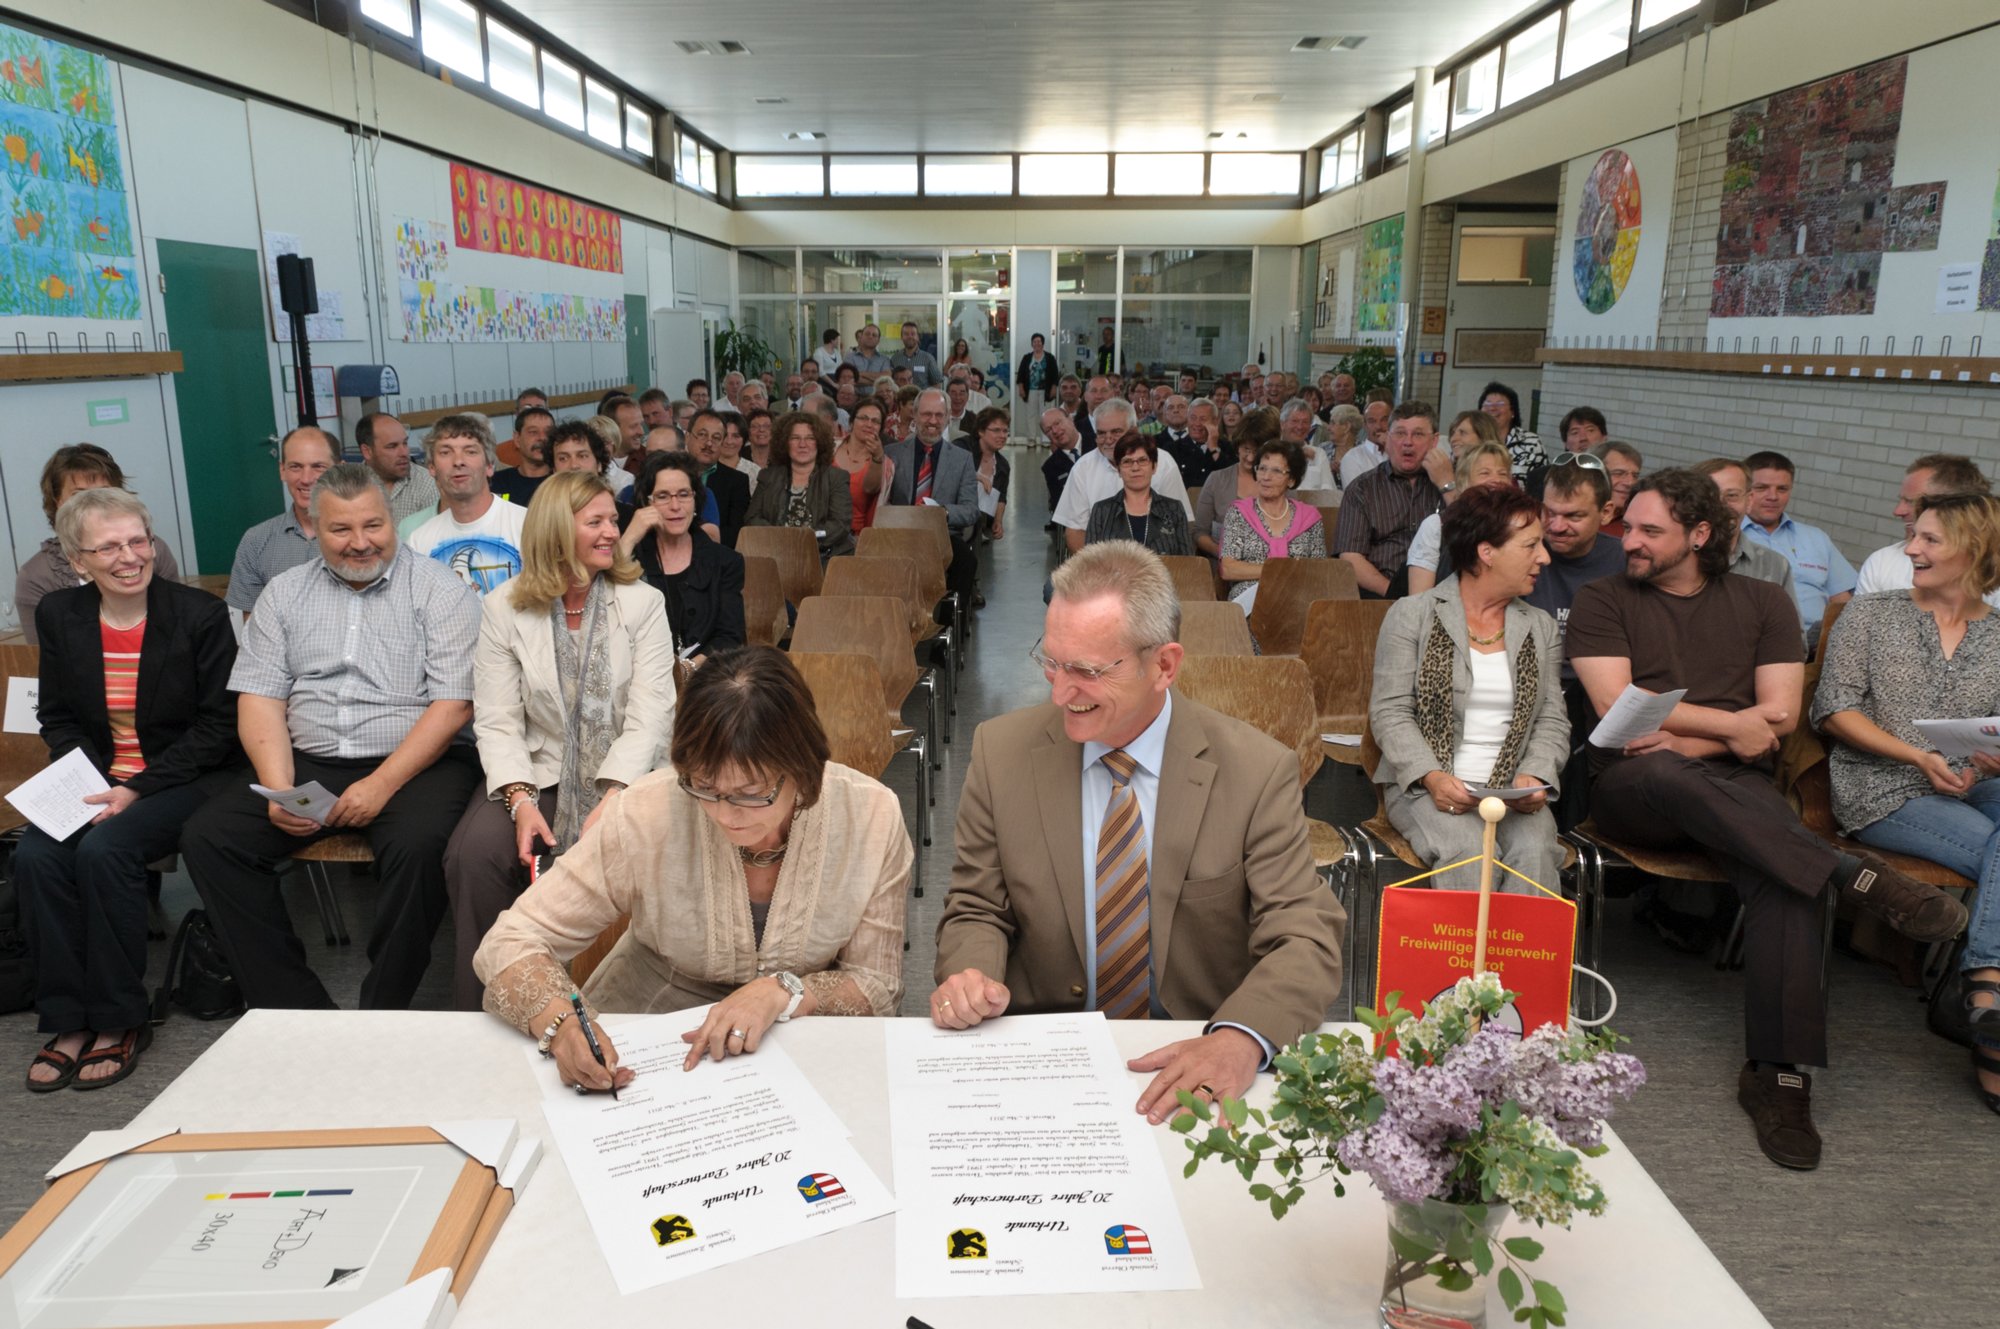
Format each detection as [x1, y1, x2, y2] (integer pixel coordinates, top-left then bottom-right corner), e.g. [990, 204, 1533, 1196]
[636, 528, 746, 654]
[35, 576, 240, 796]
[745, 464, 856, 558]
[1083, 490, 1194, 557]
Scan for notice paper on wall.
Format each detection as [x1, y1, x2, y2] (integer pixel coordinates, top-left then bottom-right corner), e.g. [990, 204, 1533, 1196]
[1937, 262, 1980, 314]
[4, 747, 109, 840]
[885, 1012, 1200, 1298]
[4, 676, 39, 734]
[532, 1010, 892, 1295]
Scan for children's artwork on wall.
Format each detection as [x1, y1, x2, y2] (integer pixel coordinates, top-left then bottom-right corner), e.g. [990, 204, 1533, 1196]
[449, 162, 622, 273]
[1551, 128, 1677, 343]
[0, 21, 140, 320]
[394, 216, 450, 283]
[263, 229, 348, 342]
[397, 276, 625, 344]
[1710, 55, 1944, 318]
[1356, 216, 1403, 333]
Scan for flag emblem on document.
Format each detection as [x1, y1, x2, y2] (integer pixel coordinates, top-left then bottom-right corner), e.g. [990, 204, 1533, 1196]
[947, 1227, 988, 1259]
[651, 1214, 696, 1245]
[797, 1173, 845, 1202]
[1104, 1225, 1151, 1256]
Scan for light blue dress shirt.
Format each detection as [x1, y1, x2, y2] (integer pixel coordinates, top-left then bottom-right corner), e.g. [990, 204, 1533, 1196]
[1738, 513, 1856, 637]
[1079, 693, 1274, 1065]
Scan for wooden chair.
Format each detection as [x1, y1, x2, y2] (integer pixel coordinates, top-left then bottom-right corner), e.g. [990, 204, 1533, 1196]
[1812, 594, 1849, 665]
[1299, 599, 1392, 766]
[823, 554, 952, 740]
[1314, 505, 1341, 537]
[739, 554, 788, 648]
[290, 834, 372, 947]
[1178, 601, 1255, 656]
[869, 503, 951, 570]
[571, 915, 631, 988]
[1293, 488, 1341, 510]
[1245, 557, 1358, 656]
[736, 526, 822, 610]
[1160, 554, 1218, 602]
[856, 526, 959, 679]
[181, 573, 232, 599]
[1174, 655, 1358, 1008]
[789, 649, 931, 850]
[792, 594, 939, 784]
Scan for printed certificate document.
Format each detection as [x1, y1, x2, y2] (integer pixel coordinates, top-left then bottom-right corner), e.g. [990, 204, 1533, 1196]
[885, 1012, 1200, 1297]
[532, 1011, 892, 1294]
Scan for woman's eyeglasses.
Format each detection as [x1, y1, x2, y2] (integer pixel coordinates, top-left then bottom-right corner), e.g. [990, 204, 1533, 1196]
[679, 774, 786, 808]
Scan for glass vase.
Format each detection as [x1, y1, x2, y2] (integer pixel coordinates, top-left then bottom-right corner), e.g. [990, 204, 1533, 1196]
[1377, 1197, 1511, 1329]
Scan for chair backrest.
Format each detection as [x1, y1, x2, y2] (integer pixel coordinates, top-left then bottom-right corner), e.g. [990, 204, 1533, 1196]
[739, 554, 788, 647]
[1813, 594, 1849, 664]
[1174, 655, 1322, 788]
[788, 650, 897, 778]
[856, 526, 948, 611]
[1159, 554, 1218, 602]
[1177, 601, 1256, 656]
[1293, 488, 1341, 510]
[570, 915, 631, 988]
[869, 504, 951, 567]
[791, 596, 920, 712]
[1315, 505, 1340, 536]
[0, 644, 45, 835]
[822, 555, 926, 640]
[1245, 557, 1358, 655]
[1299, 598, 1393, 722]
[735, 526, 823, 606]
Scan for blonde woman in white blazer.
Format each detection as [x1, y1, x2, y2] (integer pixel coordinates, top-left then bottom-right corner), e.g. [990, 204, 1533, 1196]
[445, 471, 677, 1009]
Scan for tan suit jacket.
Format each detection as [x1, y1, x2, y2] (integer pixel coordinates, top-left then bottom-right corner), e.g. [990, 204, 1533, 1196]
[934, 694, 1346, 1050]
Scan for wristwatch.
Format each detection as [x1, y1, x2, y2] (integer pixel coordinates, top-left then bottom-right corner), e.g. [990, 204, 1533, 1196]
[537, 1009, 573, 1056]
[773, 971, 806, 1022]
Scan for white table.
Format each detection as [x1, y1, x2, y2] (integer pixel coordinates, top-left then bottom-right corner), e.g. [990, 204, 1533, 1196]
[126, 1011, 1769, 1327]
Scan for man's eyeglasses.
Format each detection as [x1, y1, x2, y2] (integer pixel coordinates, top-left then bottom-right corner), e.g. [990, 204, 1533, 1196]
[1028, 637, 1153, 683]
[679, 773, 786, 808]
[1550, 453, 1608, 474]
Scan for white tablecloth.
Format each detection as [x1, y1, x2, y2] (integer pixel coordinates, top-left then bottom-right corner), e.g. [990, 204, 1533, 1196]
[126, 1011, 1769, 1327]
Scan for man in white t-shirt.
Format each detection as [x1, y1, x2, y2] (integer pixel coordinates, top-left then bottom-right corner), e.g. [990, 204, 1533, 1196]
[405, 413, 527, 596]
[1854, 452, 1996, 602]
[1051, 398, 1193, 554]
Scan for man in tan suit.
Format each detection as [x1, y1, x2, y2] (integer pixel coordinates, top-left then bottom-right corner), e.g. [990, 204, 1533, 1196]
[932, 542, 1345, 1123]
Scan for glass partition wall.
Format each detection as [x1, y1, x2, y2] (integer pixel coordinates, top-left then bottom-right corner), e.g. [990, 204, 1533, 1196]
[739, 246, 1256, 401]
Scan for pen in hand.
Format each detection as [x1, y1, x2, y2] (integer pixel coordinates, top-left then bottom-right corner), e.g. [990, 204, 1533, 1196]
[570, 991, 617, 1100]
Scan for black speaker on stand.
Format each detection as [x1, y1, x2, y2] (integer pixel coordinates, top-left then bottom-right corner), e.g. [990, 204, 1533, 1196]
[276, 253, 319, 428]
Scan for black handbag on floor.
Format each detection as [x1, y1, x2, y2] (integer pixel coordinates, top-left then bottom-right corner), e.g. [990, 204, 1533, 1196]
[152, 908, 243, 1023]
[0, 867, 34, 1015]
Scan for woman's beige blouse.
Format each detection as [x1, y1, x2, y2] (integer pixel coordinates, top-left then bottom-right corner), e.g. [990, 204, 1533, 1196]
[475, 761, 913, 1026]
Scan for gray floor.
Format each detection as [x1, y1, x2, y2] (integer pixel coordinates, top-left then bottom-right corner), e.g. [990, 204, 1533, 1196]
[4, 445, 1996, 1327]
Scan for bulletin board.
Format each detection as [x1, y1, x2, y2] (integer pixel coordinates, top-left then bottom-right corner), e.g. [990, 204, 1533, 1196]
[0, 1128, 506, 1329]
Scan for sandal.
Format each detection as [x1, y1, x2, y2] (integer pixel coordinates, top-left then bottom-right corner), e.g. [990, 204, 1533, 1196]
[1965, 977, 2000, 1035]
[1975, 1043, 2000, 1116]
[71, 1025, 153, 1092]
[27, 1036, 86, 1094]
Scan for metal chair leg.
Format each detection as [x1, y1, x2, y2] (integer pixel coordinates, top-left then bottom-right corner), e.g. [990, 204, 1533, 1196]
[918, 670, 941, 771]
[306, 862, 352, 947]
[919, 735, 933, 847]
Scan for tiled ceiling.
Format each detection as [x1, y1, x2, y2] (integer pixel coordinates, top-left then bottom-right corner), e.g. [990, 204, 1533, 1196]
[499, 0, 1547, 153]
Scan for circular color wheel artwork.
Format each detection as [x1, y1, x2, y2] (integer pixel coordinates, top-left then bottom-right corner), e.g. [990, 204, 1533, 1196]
[1573, 148, 1641, 314]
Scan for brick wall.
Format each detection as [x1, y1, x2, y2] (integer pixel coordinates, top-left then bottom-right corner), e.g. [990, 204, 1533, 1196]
[1413, 204, 1453, 406]
[1659, 111, 1729, 346]
[1540, 362, 2000, 559]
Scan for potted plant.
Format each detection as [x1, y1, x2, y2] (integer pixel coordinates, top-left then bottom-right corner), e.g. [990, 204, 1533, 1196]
[713, 319, 778, 382]
[1176, 974, 1644, 1329]
[1335, 345, 1397, 398]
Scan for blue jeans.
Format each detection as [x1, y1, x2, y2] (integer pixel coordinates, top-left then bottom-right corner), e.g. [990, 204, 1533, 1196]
[1850, 781, 2000, 972]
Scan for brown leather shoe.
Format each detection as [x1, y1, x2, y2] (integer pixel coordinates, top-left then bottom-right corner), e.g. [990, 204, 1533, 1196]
[1737, 1061, 1821, 1170]
[1837, 852, 1968, 945]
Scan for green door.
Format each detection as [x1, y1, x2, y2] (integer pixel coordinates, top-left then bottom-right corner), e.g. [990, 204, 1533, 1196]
[625, 293, 649, 391]
[157, 239, 279, 573]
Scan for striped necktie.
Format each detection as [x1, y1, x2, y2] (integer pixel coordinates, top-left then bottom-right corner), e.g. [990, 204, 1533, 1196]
[914, 445, 935, 502]
[1094, 748, 1151, 1020]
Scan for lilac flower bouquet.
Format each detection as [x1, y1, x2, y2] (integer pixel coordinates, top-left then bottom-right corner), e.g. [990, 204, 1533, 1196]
[1175, 973, 1645, 1328]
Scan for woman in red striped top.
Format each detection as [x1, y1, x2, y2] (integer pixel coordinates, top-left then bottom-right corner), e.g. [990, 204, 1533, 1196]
[20, 488, 239, 1091]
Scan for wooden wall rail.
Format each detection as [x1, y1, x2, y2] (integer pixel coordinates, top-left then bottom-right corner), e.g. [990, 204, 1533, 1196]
[0, 351, 183, 382]
[397, 385, 633, 429]
[1536, 346, 2000, 386]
